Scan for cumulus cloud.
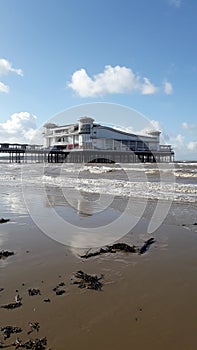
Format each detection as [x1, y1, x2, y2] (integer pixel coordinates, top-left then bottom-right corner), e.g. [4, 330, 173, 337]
[0, 58, 23, 94]
[0, 112, 42, 144]
[163, 81, 173, 95]
[0, 81, 9, 93]
[0, 58, 23, 76]
[141, 77, 158, 95]
[67, 65, 140, 97]
[168, 132, 197, 160]
[67, 65, 159, 97]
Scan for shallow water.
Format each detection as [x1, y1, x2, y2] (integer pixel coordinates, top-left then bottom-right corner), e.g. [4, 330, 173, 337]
[0, 162, 197, 202]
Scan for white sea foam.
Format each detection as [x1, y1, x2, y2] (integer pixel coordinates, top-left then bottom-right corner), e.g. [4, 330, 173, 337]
[0, 163, 196, 203]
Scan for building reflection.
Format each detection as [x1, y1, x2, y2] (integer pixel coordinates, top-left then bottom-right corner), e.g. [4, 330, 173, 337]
[45, 186, 100, 217]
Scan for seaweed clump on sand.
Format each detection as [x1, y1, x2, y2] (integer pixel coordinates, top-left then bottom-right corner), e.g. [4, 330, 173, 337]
[1, 301, 22, 310]
[53, 282, 66, 296]
[14, 336, 47, 349]
[0, 218, 10, 224]
[81, 238, 155, 259]
[138, 238, 155, 255]
[27, 322, 40, 335]
[0, 250, 14, 259]
[28, 288, 41, 296]
[0, 326, 22, 340]
[73, 270, 104, 291]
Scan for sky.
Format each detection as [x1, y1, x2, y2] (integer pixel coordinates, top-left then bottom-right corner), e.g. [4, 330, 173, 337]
[0, 0, 197, 160]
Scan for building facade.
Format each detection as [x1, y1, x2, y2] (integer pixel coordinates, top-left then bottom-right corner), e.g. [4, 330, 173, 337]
[43, 117, 174, 163]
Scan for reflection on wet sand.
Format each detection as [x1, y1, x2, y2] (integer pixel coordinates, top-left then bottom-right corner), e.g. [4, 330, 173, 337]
[1, 179, 197, 349]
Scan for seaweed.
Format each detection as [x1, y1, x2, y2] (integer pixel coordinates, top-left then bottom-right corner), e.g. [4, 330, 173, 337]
[0, 251, 14, 259]
[73, 270, 104, 291]
[28, 289, 41, 296]
[1, 302, 22, 310]
[0, 218, 10, 224]
[81, 239, 155, 259]
[27, 322, 40, 335]
[14, 336, 47, 349]
[138, 238, 155, 255]
[81, 243, 136, 259]
[53, 282, 66, 295]
[0, 326, 22, 340]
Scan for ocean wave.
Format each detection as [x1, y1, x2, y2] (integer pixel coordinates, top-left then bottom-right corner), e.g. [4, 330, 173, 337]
[0, 163, 196, 203]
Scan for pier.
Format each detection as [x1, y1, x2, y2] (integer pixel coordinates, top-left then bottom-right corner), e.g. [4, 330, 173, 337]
[0, 143, 174, 163]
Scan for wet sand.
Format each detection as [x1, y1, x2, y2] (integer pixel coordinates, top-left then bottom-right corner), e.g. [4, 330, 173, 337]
[1, 212, 197, 350]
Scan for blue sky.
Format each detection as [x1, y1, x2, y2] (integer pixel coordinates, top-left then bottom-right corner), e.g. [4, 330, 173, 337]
[0, 0, 197, 160]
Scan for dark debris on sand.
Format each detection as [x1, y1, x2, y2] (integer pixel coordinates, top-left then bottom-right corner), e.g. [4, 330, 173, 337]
[0, 218, 10, 224]
[1, 302, 22, 310]
[81, 238, 155, 259]
[0, 326, 22, 340]
[73, 270, 104, 291]
[43, 298, 51, 303]
[53, 282, 65, 296]
[28, 289, 41, 296]
[0, 323, 48, 349]
[27, 322, 40, 335]
[14, 336, 47, 349]
[0, 250, 14, 259]
[138, 238, 155, 255]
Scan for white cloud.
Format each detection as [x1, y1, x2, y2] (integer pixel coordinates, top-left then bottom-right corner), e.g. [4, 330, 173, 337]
[168, 133, 197, 160]
[181, 122, 188, 129]
[163, 81, 173, 95]
[67, 65, 140, 97]
[187, 141, 197, 151]
[0, 112, 42, 144]
[141, 77, 158, 95]
[0, 58, 23, 76]
[67, 65, 159, 97]
[181, 121, 197, 136]
[174, 134, 185, 144]
[0, 81, 9, 93]
[169, 0, 181, 8]
[0, 58, 23, 93]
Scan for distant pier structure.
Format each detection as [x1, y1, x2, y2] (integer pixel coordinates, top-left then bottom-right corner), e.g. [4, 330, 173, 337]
[0, 115, 175, 164]
[0, 143, 47, 163]
[0, 141, 174, 164]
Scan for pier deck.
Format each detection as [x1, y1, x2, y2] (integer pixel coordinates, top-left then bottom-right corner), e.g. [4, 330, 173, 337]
[0, 143, 174, 163]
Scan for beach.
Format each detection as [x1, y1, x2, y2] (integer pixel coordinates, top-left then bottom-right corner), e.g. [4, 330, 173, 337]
[0, 162, 197, 349]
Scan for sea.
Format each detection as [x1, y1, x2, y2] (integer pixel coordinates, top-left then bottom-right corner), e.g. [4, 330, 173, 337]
[0, 162, 197, 248]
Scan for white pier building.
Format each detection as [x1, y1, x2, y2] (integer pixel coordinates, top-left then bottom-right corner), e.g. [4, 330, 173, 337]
[43, 116, 174, 163]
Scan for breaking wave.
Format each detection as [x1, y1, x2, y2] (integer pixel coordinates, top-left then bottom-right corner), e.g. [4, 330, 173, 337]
[0, 163, 196, 203]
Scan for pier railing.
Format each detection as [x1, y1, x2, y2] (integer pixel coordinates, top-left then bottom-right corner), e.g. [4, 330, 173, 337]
[0, 142, 174, 163]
